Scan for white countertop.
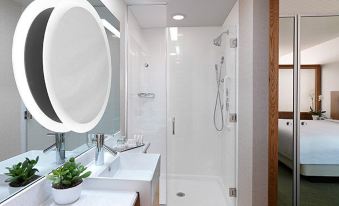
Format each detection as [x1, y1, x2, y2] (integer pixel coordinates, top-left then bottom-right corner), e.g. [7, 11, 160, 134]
[0, 138, 152, 206]
[40, 190, 138, 206]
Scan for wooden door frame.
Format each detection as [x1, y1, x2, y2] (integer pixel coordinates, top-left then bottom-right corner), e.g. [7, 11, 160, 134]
[269, 0, 279, 206]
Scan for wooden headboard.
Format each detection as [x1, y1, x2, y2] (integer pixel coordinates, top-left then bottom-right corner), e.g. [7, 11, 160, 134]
[279, 64, 321, 120]
[331, 91, 339, 120]
[279, 64, 322, 112]
[279, 111, 312, 120]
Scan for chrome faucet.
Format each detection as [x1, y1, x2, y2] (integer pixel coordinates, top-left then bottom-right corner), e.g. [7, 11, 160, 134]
[94, 134, 118, 166]
[43, 133, 66, 164]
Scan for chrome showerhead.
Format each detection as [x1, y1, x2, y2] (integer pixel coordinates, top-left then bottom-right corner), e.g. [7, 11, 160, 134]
[213, 36, 222, 46]
[213, 30, 229, 47]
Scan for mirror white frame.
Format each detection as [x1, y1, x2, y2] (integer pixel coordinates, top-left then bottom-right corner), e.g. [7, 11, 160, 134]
[12, 0, 69, 132]
[12, 0, 112, 133]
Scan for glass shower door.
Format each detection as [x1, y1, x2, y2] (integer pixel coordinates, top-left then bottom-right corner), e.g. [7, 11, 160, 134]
[167, 26, 237, 206]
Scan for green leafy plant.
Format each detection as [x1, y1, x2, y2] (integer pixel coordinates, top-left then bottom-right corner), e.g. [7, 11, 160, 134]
[47, 157, 91, 189]
[310, 106, 326, 117]
[5, 156, 40, 187]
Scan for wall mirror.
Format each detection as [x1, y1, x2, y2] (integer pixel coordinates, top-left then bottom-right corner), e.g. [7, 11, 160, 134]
[0, 0, 121, 203]
[278, 16, 294, 206]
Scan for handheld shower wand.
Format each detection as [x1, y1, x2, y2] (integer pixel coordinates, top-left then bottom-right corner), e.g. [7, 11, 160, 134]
[213, 57, 225, 131]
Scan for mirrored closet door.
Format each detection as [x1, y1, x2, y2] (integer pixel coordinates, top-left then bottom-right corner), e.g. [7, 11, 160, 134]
[279, 15, 339, 206]
[299, 15, 339, 206]
[278, 16, 295, 206]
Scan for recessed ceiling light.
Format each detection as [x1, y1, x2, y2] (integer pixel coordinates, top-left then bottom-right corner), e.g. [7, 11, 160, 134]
[172, 14, 185, 21]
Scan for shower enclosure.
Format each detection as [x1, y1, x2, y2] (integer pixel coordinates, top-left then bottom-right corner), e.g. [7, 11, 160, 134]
[126, 3, 239, 206]
[167, 26, 238, 206]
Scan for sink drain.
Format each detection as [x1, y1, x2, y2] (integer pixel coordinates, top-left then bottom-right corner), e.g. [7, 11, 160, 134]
[176, 192, 185, 197]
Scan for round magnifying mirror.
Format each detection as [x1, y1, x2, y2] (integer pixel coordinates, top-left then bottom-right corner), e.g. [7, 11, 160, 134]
[12, 0, 69, 132]
[43, 0, 112, 133]
[13, 0, 111, 133]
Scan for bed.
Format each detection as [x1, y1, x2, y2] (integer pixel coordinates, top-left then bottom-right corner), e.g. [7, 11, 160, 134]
[279, 119, 339, 177]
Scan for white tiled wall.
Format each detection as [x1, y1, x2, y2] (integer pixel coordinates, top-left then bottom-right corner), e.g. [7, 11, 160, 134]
[126, 9, 167, 203]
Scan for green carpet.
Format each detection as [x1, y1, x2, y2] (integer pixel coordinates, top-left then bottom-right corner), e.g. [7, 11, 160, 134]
[278, 163, 339, 206]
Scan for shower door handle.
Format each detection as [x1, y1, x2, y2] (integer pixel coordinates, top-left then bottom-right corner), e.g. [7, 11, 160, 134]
[172, 117, 175, 135]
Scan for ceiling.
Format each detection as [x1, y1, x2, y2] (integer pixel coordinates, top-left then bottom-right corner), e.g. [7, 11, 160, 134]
[280, 17, 339, 56]
[13, 0, 105, 7]
[126, 0, 237, 28]
[280, 16, 339, 64]
[280, 0, 339, 59]
[280, 0, 339, 16]
[129, 5, 167, 28]
[13, 0, 236, 28]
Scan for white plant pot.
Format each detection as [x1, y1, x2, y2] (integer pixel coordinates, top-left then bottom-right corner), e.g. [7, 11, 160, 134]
[52, 182, 82, 205]
[312, 115, 319, 120]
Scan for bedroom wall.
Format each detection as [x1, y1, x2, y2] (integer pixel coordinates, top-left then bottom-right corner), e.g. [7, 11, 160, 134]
[280, 37, 339, 66]
[280, 36, 339, 116]
[322, 61, 339, 117]
[279, 69, 315, 112]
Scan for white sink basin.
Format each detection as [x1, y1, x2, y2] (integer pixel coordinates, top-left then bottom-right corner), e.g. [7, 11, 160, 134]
[86, 153, 160, 206]
[99, 153, 159, 181]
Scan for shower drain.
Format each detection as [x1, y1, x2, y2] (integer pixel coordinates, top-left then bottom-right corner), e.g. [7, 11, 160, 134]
[176, 192, 186, 197]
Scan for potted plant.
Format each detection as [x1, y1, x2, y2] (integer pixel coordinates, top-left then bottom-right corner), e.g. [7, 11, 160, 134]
[5, 156, 40, 188]
[47, 157, 91, 205]
[310, 106, 326, 120]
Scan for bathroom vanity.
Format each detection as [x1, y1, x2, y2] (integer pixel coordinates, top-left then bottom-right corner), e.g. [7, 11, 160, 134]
[86, 153, 160, 206]
[41, 191, 140, 206]
[0, 139, 160, 206]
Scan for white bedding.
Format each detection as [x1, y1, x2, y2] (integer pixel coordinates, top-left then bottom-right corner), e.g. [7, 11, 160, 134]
[279, 119, 339, 165]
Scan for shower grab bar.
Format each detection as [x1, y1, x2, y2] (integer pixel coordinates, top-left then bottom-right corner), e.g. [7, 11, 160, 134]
[138, 92, 155, 99]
